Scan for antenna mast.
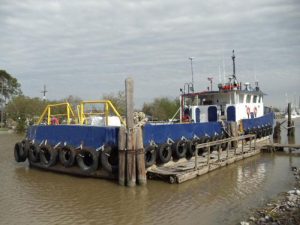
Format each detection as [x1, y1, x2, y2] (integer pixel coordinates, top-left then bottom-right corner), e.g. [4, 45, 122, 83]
[232, 50, 236, 79]
[41, 85, 48, 101]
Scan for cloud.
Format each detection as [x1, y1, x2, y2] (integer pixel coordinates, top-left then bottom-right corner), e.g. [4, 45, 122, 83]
[0, 0, 299, 108]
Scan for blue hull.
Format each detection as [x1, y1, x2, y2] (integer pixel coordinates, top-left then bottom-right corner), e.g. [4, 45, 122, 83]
[26, 113, 274, 150]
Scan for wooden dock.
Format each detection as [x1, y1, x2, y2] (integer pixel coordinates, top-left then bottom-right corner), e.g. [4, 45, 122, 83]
[260, 143, 300, 153]
[147, 135, 270, 184]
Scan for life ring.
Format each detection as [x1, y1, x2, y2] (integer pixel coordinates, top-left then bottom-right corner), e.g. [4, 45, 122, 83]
[28, 143, 40, 163]
[76, 148, 99, 173]
[14, 141, 28, 162]
[246, 107, 250, 116]
[157, 143, 172, 164]
[59, 145, 76, 167]
[100, 146, 118, 173]
[40, 144, 58, 167]
[253, 107, 257, 117]
[144, 145, 157, 167]
[171, 140, 187, 159]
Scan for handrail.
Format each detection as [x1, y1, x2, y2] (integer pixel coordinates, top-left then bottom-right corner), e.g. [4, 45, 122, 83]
[36, 102, 76, 125]
[78, 100, 126, 126]
[194, 134, 257, 169]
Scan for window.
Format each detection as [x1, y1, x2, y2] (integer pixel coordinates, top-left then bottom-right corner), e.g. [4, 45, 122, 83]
[253, 95, 257, 103]
[239, 94, 244, 103]
[246, 95, 251, 103]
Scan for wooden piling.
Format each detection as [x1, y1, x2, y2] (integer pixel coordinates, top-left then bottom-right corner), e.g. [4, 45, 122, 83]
[287, 102, 292, 136]
[135, 127, 147, 185]
[118, 126, 126, 186]
[287, 103, 295, 137]
[125, 78, 136, 187]
[126, 129, 136, 187]
[273, 121, 281, 140]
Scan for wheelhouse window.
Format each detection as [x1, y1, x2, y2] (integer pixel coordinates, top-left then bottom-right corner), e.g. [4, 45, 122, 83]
[239, 94, 244, 103]
[246, 95, 251, 103]
[253, 95, 257, 103]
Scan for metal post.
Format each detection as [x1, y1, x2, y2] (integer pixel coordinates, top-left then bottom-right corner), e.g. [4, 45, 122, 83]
[189, 57, 194, 89]
[207, 146, 211, 169]
[105, 102, 109, 126]
[226, 140, 229, 160]
[67, 105, 70, 125]
[242, 139, 244, 158]
[47, 107, 51, 125]
[195, 145, 198, 170]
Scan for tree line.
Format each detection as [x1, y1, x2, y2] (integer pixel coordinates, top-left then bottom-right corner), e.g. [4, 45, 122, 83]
[1, 70, 179, 131]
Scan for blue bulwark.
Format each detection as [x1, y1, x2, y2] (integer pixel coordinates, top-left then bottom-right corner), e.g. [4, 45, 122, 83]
[143, 122, 222, 146]
[242, 112, 274, 130]
[27, 125, 119, 149]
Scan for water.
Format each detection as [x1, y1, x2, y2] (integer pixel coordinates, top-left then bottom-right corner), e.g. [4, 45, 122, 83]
[0, 121, 299, 225]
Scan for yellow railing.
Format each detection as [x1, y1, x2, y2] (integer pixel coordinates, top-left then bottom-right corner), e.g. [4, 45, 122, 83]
[78, 100, 126, 126]
[36, 102, 76, 125]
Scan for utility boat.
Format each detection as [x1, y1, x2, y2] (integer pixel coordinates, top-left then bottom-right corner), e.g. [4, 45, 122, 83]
[13, 51, 274, 178]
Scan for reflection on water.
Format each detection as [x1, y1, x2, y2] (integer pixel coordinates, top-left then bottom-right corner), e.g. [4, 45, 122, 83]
[274, 119, 299, 145]
[0, 127, 299, 225]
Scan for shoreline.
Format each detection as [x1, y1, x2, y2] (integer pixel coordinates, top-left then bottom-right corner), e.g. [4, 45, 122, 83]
[240, 166, 300, 225]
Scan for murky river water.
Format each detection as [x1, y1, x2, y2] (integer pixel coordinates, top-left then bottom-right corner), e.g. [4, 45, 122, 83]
[0, 120, 299, 225]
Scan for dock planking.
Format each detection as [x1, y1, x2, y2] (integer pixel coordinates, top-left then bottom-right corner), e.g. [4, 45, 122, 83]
[260, 143, 300, 153]
[147, 135, 270, 184]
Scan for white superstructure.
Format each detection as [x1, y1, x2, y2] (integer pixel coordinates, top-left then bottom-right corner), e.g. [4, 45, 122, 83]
[179, 50, 265, 124]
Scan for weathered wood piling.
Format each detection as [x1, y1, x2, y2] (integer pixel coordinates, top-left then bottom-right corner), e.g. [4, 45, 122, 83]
[118, 126, 126, 186]
[125, 78, 136, 187]
[135, 127, 147, 185]
[287, 103, 295, 137]
[118, 78, 147, 187]
[273, 121, 282, 140]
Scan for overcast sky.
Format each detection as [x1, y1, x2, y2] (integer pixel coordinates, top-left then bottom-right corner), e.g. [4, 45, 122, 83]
[0, 0, 299, 109]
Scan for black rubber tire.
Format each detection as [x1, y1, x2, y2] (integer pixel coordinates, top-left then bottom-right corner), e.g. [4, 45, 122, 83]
[197, 137, 209, 155]
[144, 145, 157, 167]
[100, 146, 118, 173]
[187, 139, 198, 158]
[172, 140, 187, 159]
[77, 148, 99, 173]
[262, 127, 268, 137]
[59, 145, 76, 167]
[28, 143, 40, 163]
[211, 135, 220, 151]
[157, 143, 172, 164]
[14, 142, 27, 162]
[21, 139, 30, 158]
[268, 126, 273, 135]
[256, 128, 262, 138]
[39, 144, 58, 167]
[220, 134, 228, 151]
